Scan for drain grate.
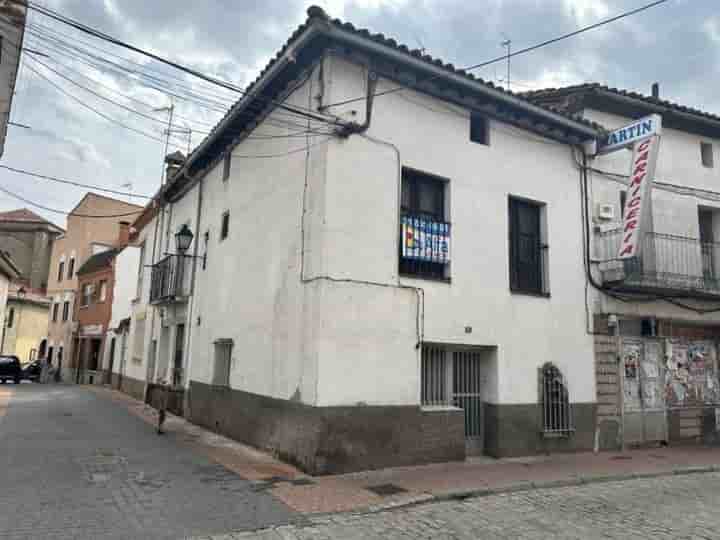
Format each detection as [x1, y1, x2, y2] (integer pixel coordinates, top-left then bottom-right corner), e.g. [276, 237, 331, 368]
[290, 477, 316, 486]
[365, 483, 408, 496]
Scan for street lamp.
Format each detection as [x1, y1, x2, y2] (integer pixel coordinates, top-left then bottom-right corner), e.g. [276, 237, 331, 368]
[175, 224, 194, 254]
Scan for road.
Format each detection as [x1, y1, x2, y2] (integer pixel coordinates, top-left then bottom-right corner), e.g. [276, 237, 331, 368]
[0, 383, 294, 540]
[220, 472, 720, 540]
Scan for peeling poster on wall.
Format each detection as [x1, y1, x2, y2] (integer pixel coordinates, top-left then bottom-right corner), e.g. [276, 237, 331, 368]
[666, 340, 719, 407]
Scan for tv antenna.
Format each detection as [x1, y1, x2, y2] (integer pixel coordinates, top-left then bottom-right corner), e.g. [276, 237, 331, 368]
[501, 37, 511, 91]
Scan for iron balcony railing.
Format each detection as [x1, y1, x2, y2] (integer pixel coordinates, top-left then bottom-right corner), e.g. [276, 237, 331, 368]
[149, 255, 191, 304]
[596, 230, 720, 297]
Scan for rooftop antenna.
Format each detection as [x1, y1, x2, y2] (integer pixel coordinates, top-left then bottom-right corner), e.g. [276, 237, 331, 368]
[501, 37, 511, 91]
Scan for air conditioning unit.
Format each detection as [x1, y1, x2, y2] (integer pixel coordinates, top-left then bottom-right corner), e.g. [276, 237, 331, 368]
[597, 203, 615, 221]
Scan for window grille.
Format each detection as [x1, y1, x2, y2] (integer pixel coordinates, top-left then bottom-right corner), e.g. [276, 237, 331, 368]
[62, 301, 69, 322]
[58, 261, 65, 282]
[213, 339, 233, 387]
[541, 363, 573, 434]
[421, 345, 449, 406]
[68, 258, 75, 279]
[52, 303, 59, 322]
[6, 307, 13, 328]
[400, 168, 450, 280]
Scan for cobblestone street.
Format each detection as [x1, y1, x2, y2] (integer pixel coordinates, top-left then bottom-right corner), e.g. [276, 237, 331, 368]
[0, 384, 294, 540]
[225, 473, 720, 540]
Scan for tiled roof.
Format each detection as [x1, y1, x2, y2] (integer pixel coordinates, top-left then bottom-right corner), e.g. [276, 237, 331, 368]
[170, 6, 603, 190]
[523, 83, 720, 125]
[0, 208, 52, 224]
[76, 249, 117, 276]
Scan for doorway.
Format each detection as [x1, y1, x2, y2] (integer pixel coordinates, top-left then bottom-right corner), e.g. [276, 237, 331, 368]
[173, 324, 185, 387]
[107, 337, 116, 385]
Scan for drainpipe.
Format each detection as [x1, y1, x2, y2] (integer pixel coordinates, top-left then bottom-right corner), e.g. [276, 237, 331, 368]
[336, 68, 379, 138]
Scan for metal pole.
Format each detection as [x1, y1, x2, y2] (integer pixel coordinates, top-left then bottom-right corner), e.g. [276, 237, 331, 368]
[616, 323, 626, 452]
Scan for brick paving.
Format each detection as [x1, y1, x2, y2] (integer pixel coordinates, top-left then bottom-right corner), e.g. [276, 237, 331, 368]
[0, 384, 295, 540]
[210, 472, 720, 539]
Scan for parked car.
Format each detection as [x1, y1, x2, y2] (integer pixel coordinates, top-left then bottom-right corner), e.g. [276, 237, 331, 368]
[22, 360, 42, 382]
[0, 356, 22, 384]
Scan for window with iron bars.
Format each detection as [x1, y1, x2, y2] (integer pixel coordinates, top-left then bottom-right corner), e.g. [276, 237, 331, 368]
[509, 197, 549, 296]
[399, 168, 450, 280]
[540, 363, 573, 435]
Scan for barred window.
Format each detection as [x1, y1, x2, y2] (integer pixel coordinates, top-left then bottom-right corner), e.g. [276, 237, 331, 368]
[421, 344, 449, 406]
[541, 363, 573, 434]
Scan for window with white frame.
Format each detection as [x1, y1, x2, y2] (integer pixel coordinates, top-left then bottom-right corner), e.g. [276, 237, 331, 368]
[213, 339, 233, 386]
[81, 284, 93, 307]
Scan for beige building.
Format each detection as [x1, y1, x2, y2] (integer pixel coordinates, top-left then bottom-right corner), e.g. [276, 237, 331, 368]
[0, 208, 64, 291]
[46, 193, 142, 380]
[2, 285, 50, 362]
[0, 0, 27, 157]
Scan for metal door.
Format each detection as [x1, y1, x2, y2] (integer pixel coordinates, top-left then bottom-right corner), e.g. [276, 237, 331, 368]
[452, 350, 484, 454]
[622, 338, 667, 444]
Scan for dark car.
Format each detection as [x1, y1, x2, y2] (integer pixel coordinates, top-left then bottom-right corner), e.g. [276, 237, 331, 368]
[0, 356, 22, 384]
[22, 360, 42, 382]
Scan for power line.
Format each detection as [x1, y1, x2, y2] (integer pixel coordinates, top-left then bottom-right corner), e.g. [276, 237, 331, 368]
[0, 183, 144, 218]
[27, 2, 346, 130]
[323, 0, 672, 109]
[0, 164, 153, 199]
[25, 62, 188, 148]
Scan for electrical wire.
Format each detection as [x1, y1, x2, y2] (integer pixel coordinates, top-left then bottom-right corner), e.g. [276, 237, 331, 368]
[27, 2, 347, 130]
[323, 0, 672, 109]
[0, 164, 153, 199]
[24, 62, 180, 146]
[0, 183, 144, 218]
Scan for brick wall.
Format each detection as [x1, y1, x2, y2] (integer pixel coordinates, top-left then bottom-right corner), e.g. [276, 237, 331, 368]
[594, 333, 621, 450]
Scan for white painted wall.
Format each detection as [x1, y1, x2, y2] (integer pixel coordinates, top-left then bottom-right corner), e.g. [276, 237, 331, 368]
[103, 245, 139, 374]
[585, 108, 720, 324]
[161, 55, 597, 409]
[312, 55, 595, 406]
[163, 64, 327, 405]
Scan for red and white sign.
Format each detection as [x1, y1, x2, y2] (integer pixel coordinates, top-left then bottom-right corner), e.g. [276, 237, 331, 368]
[618, 135, 661, 259]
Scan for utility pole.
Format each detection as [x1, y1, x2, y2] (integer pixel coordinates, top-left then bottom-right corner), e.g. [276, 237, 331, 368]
[501, 38, 511, 91]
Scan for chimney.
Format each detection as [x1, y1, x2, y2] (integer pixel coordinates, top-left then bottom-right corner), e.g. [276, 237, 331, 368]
[164, 151, 186, 184]
[651, 82, 659, 99]
[117, 221, 131, 248]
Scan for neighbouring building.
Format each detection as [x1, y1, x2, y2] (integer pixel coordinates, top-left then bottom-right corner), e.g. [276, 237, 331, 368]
[125, 7, 608, 474]
[1, 284, 50, 362]
[527, 83, 720, 450]
[0, 208, 64, 291]
[0, 0, 27, 158]
[46, 193, 142, 380]
[0, 250, 20, 351]
[102, 214, 145, 397]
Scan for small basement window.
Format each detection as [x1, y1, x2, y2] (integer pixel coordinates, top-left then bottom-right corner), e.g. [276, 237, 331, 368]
[701, 142, 714, 168]
[470, 113, 489, 145]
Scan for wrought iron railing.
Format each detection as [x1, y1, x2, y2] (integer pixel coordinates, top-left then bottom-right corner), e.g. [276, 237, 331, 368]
[596, 230, 720, 296]
[399, 213, 451, 279]
[149, 255, 191, 304]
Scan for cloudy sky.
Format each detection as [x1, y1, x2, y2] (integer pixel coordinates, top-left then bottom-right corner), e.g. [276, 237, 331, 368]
[2, 0, 717, 227]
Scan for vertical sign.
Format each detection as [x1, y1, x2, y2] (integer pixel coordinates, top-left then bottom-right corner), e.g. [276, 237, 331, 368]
[617, 134, 661, 259]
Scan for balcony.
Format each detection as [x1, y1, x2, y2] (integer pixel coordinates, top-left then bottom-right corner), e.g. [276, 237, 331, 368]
[399, 214, 451, 280]
[596, 230, 720, 298]
[149, 255, 191, 304]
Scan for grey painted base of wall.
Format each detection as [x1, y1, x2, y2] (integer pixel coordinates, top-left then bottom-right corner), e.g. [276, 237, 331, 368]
[483, 403, 597, 458]
[188, 382, 466, 475]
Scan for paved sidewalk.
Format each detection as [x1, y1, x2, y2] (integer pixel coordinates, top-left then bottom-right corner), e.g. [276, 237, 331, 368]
[93, 387, 720, 517]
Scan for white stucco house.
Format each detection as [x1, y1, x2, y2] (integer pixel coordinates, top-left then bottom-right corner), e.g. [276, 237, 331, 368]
[529, 84, 720, 450]
[119, 7, 611, 474]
